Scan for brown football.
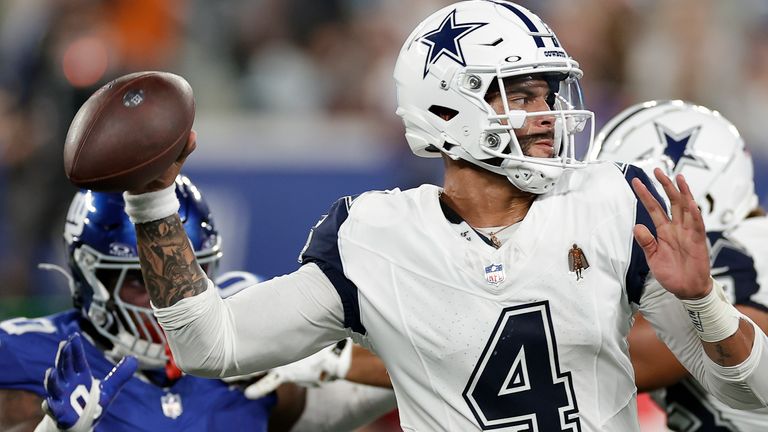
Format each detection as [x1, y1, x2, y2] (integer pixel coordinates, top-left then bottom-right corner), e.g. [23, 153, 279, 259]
[63, 71, 195, 191]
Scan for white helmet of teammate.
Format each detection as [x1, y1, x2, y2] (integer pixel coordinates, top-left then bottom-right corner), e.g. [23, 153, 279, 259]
[591, 100, 757, 232]
[394, 1, 595, 193]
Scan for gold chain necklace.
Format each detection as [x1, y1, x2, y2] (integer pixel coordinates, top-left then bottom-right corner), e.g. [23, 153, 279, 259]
[473, 223, 517, 249]
[438, 191, 518, 249]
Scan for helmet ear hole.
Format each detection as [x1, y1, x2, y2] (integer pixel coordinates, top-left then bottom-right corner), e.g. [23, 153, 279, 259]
[428, 105, 459, 121]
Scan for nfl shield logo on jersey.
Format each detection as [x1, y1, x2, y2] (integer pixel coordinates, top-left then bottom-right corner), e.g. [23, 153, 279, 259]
[161, 393, 183, 419]
[484, 263, 505, 286]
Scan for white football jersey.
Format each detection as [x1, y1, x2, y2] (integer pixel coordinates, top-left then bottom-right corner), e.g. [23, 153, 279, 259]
[300, 161, 664, 431]
[654, 217, 768, 432]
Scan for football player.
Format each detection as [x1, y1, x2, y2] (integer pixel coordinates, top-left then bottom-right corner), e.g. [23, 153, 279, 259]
[116, 2, 768, 431]
[0, 175, 394, 432]
[593, 100, 768, 431]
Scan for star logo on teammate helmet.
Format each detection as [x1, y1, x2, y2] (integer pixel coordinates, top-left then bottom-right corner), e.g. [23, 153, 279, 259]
[655, 123, 708, 173]
[420, 9, 486, 78]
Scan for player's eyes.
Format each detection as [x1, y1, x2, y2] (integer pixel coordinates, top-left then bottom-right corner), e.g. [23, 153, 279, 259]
[507, 95, 545, 106]
[507, 94, 527, 105]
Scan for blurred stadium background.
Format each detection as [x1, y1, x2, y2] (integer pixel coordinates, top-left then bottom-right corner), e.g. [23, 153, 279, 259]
[1, 0, 767, 430]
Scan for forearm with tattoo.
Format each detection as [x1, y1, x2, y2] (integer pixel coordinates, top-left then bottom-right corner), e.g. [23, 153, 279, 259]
[702, 319, 756, 367]
[135, 214, 208, 307]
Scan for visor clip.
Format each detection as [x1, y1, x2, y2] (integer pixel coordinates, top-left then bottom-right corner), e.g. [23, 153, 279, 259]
[485, 133, 501, 150]
[466, 75, 482, 90]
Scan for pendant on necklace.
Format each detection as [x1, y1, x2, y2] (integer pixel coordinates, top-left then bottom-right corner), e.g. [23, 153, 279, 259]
[489, 234, 501, 249]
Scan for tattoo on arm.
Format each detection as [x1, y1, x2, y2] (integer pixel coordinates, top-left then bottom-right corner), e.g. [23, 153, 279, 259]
[702, 319, 755, 367]
[713, 344, 732, 366]
[135, 214, 208, 307]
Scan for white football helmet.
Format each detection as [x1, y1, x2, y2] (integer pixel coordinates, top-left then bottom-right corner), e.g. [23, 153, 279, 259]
[592, 100, 757, 231]
[394, 0, 595, 193]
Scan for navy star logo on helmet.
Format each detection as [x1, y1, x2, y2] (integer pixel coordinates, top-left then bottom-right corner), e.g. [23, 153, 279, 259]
[420, 9, 486, 78]
[656, 123, 708, 173]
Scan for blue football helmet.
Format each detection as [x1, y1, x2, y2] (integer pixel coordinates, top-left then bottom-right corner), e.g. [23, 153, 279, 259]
[60, 175, 221, 368]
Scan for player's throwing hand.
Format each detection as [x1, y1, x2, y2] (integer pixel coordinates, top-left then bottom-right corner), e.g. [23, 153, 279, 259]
[36, 333, 138, 432]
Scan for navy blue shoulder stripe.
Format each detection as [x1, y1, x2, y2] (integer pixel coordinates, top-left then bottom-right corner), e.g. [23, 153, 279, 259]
[623, 165, 668, 305]
[708, 231, 764, 311]
[299, 196, 365, 334]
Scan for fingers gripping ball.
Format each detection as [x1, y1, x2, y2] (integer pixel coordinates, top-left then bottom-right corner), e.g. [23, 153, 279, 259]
[39, 333, 138, 432]
[63, 71, 195, 192]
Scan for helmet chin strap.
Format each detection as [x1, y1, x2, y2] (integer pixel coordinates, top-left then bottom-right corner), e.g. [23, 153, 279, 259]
[444, 144, 564, 194]
[502, 162, 564, 193]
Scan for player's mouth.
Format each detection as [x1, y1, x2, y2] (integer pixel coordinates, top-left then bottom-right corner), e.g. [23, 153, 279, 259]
[533, 140, 554, 158]
[521, 133, 555, 158]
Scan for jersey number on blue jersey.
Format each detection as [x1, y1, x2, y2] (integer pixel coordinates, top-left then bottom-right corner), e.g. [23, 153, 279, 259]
[463, 302, 581, 431]
[0, 317, 57, 335]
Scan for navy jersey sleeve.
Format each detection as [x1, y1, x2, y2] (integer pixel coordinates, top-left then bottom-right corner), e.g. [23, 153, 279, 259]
[299, 196, 365, 334]
[708, 232, 767, 312]
[620, 164, 668, 305]
[0, 316, 64, 395]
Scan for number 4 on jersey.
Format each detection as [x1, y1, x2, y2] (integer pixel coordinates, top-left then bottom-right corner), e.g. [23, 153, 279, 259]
[463, 301, 581, 431]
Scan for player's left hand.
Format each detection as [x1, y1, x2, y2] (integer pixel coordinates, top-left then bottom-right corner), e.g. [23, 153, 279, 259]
[36, 333, 138, 432]
[632, 168, 713, 299]
[234, 339, 353, 400]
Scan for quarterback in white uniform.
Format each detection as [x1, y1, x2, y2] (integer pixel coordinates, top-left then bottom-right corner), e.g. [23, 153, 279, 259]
[116, 2, 768, 431]
[298, 162, 682, 431]
[594, 100, 768, 431]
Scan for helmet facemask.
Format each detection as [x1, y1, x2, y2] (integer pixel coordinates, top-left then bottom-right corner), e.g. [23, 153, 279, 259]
[53, 176, 222, 370]
[470, 72, 594, 185]
[72, 241, 221, 369]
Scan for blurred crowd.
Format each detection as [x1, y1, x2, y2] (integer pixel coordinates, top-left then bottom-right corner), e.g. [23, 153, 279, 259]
[1, 0, 768, 299]
[1, 1, 765, 431]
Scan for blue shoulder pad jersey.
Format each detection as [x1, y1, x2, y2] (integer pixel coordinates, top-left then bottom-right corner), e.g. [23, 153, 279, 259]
[0, 310, 275, 431]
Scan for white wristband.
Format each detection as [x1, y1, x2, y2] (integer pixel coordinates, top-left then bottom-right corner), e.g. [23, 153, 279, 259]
[680, 277, 741, 343]
[123, 184, 179, 224]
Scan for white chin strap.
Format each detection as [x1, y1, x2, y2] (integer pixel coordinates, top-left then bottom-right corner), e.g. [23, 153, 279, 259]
[500, 161, 564, 193]
[449, 146, 565, 194]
